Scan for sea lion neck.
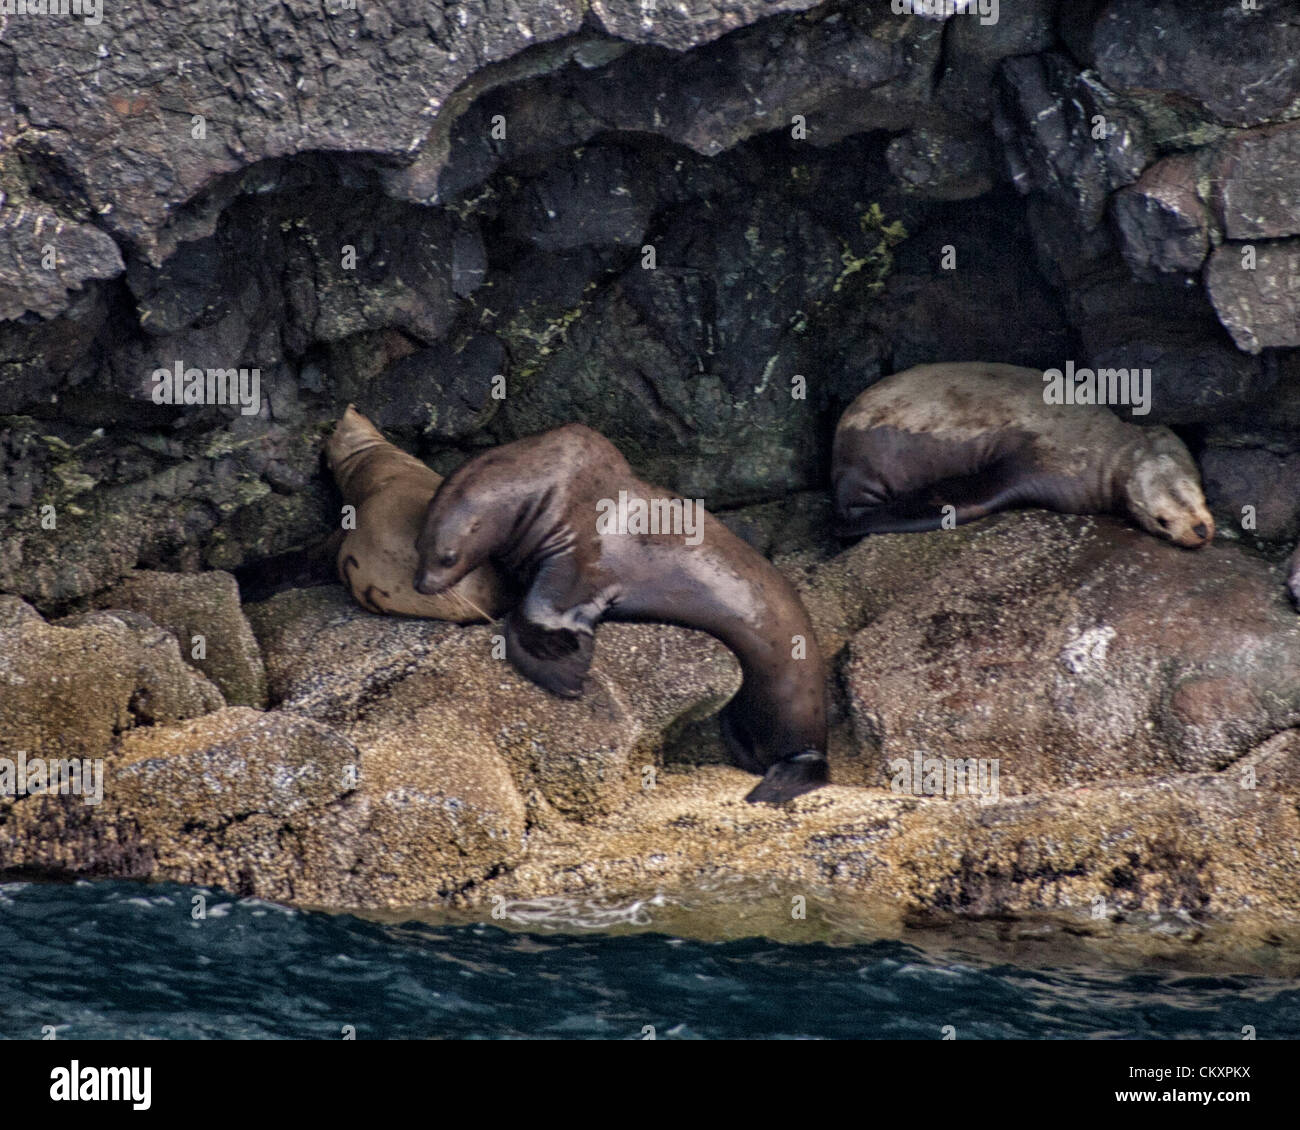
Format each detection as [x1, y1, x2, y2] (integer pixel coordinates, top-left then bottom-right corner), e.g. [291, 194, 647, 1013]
[497, 481, 572, 574]
[1107, 425, 1161, 506]
[479, 429, 605, 573]
[331, 438, 421, 499]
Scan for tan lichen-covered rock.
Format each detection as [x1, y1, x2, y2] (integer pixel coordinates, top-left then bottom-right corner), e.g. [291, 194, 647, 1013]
[111, 707, 356, 827]
[484, 761, 1300, 925]
[344, 692, 529, 903]
[6, 509, 1300, 953]
[0, 700, 529, 908]
[0, 707, 361, 903]
[830, 512, 1300, 794]
[246, 585, 457, 723]
[0, 583, 743, 908]
[247, 584, 740, 822]
[94, 569, 268, 708]
[0, 598, 224, 757]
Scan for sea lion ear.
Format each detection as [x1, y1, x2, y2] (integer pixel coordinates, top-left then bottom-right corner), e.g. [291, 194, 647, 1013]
[504, 610, 595, 699]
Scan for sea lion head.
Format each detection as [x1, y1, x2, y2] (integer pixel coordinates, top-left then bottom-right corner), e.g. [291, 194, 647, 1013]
[324, 405, 391, 497]
[1123, 429, 1215, 548]
[413, 451, 518, 595]
[414, 425, 619, 594]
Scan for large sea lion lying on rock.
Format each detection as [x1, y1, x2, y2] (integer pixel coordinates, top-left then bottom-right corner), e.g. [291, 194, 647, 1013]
[1285, 545, 1300, 608]
[412, 423, 829, 804]
[832, 362, 1215, 547]
[325, 406, 505, 621]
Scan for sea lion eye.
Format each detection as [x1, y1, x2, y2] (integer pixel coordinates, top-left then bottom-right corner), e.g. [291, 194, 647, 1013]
[1157, 517, 1169, 529]
[439, 550, 458, 568]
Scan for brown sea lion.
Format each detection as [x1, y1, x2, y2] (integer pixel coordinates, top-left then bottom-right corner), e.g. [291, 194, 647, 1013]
[832, 362, 1215, 547]
[1286, 544, 1300, 608]
[324, 405, 505, 621]
[412, 423, 828, 804]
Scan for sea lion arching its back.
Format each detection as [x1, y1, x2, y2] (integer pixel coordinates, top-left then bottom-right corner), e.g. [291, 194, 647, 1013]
[831, 362, 1215, 548]
[324, 405, 505, 621]
[411, 423, 829, 804]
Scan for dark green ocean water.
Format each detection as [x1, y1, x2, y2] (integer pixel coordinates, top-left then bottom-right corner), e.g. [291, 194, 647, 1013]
[2, 880, 1298, 1040]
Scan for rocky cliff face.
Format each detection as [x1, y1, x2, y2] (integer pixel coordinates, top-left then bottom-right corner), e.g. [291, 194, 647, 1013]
[2, 1, 1300, 948]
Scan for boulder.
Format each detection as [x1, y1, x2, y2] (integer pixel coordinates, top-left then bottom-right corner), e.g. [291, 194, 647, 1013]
[1213, 123, 1300, 241]
[94, 570, 267, 707]
[994, 52, 1149, 231]
[0, 700, 520, 908]
[1066, 267, 1269, 421]
[1201, 446, 1300, 546]
[833, 512, 1300, 792]
[1206, 241, 1300, 354]
[247, 585, 742, 820]
[1111, 154, 1209, 275]
[1092, 0, 1300, 129]
[0, 598, 223, 758]
[0, 707, 363, 902]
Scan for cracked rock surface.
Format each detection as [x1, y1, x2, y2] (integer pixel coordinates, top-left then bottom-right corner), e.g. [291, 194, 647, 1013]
[2, 1, 1300, 948]
[3, 511, 1300, 938]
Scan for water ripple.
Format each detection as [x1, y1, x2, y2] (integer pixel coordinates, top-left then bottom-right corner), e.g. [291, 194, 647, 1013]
[0, 881, 1297, 1040]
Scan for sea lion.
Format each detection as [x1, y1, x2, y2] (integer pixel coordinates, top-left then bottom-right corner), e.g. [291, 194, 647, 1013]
[832, 362, 1215, 547]
[324, 405, 505, 621]
[1286, 544, 1300, 608]
[412, 423, 829, 804]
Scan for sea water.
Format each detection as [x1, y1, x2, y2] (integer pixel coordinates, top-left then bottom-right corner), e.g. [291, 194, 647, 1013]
[1, 881, 1297, 1040]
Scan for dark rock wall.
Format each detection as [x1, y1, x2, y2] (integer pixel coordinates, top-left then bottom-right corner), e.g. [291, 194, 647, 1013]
[2, 0, 1298, 608]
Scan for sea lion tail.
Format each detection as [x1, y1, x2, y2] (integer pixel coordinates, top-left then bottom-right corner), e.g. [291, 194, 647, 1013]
[744, 751, 829, 804]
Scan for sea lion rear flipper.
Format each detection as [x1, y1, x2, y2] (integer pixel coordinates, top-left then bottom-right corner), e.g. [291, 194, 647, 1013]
[505, 609, 594, 699]
[745, 751, 829, 804]
[835, 459, 1030, 537]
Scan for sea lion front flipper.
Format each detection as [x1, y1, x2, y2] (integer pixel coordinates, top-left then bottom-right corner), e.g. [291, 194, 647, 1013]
[505, 609, 595, 699]
[744, 751, 829, 804]
[835, 458, 1031, 537]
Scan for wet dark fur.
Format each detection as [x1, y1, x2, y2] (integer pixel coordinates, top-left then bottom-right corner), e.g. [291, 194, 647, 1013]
[414, 424, 829, 804]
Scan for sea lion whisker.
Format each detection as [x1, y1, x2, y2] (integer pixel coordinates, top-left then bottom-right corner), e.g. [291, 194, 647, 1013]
[450, 587, 499, 624]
